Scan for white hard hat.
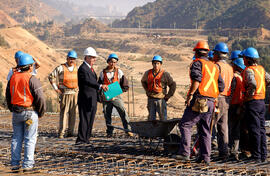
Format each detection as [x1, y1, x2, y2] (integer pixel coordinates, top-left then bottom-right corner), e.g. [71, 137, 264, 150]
[83, 47, 97, 57]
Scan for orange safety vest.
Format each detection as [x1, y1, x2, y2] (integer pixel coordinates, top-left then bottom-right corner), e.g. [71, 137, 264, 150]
[103, 68, 119, 85]
[216, 61, 234, 96]
[243, 65, 265, 100]
[147, 69, 164, 93]
[231, 73, 244, 105]
[10, 72, 34, 107]
[197, 59, 219, 98]
[62, 64, 78, 89]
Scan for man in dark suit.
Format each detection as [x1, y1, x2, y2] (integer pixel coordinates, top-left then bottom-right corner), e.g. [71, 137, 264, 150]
[76, 47, 108, 144]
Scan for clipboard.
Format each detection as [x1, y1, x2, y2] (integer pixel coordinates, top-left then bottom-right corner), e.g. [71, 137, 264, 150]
[104, 81, 123, 100]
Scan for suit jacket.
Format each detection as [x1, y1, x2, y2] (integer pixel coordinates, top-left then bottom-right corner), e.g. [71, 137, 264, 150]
[77, 62, 100, 107]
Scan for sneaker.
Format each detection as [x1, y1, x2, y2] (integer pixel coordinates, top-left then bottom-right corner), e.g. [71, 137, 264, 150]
[196, 158, 210, 165]
[11, 166, 20, 173]
[172, 154, 190, 161]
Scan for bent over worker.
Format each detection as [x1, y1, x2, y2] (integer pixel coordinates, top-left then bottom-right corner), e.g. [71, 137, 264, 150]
[48, 50, 78, 138]
[213, 42, 234, 161]
[174, 41, 225, 164]
[98, 53, 132, 137]
[6, 53, 46, 172]
[242, 47, 270, 163]
[141, 55, 176, 120]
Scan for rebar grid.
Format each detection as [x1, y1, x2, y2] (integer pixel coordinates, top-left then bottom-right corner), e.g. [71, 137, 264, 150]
[0, 114, 269, 175]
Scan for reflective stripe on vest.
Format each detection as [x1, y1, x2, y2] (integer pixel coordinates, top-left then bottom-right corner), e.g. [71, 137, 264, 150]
[10, 72, 33, 107]
[243, 65, 265, 100]
[217, 61, 234, 96]
[103, 68, 119, 85]
[231, 73, 244, 105]
[198, 59, 219, 98]
[62, 64, 78, 89]
[147, 69, 164, 93]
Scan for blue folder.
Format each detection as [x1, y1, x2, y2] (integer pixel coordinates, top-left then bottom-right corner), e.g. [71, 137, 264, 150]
[104, 82, 123, 100]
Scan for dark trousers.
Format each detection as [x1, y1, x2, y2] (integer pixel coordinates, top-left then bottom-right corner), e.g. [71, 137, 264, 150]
[178, 98, 214, 162]
[76, 102, 97, 143]
[228, 104, 242, 155]
[245, 99, 267, 160]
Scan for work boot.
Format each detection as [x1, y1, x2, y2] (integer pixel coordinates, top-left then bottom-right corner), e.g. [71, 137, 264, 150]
[106, 133, 113, 138]
[66, 132, 75, 138]
[172, 154, 190, 161]
[196, 157, 210, 166]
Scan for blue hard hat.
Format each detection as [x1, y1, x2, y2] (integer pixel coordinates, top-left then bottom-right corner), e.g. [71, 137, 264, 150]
[152, 55, 162, 62]
[107, 53, 119, 62]
[243, 47, 259, 59]
[213, 42, 229, 53]
[192, 55, 196, 60]
[230, 50, 241, 60]
[238, 49, 245, 57]
[67, 50, 77, 59]
[18, 53, 34, 66]
[208, 51, 214, 59]
[14, 51, 24, 59]
[232, 58, 246, 70]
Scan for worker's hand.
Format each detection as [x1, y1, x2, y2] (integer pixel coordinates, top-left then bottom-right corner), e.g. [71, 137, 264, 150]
[101, 84, 108, 91]
[55, 89, 62, 94]
[185, 94, 193, 106]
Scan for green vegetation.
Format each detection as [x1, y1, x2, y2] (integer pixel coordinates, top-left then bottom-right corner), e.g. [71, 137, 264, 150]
[0, 82, 7, 108]
[113, 0, 270, 30]
[0, 35, 10, 48]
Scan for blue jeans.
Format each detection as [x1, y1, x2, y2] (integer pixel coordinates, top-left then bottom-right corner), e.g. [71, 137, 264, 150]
[11, 111, 38, 169]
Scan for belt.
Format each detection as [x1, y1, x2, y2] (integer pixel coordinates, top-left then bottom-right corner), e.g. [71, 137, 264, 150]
[12, 105, 34, 113]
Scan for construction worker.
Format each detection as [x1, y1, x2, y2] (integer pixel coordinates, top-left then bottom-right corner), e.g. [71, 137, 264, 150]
[213, 42, 234, 161]
[174, 41, 224, 164]
[242, 47, 270, 163]
[98, 53, 132, 137]
[141, 55, 176, 121]
[228, 55, 246, 161]
[6, 53, 46, 172]
[7, 51, 41, 81]
[48, 50, 78, 139]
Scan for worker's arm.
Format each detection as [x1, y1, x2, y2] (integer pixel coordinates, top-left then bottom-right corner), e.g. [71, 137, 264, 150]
[141, 71, 149, 92]
[5, 81, 12, 112]
[164, 72, 176, 101]
[186, 80, 200, 106]
[48, 65, 63, 94]
[33, 57, 41, 69]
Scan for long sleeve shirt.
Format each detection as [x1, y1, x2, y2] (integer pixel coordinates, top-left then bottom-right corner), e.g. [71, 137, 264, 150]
[141, 69, 176, 99]
[48, 63, 77, 94]
[190, 57, 225, 101]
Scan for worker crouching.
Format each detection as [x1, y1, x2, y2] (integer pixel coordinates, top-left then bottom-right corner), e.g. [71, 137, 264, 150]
[174, 41, 225, 164]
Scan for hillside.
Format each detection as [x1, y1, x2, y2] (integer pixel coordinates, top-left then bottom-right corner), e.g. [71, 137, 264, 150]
[0, 10, 18, 27]
[0, 0, 61, 24]
[206, 0, 270, 29]
[113, 0, 270, 30]
[0, 27, 65, 100]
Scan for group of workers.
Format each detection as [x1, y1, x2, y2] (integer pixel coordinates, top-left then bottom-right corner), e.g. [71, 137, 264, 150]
[5, 40, 268, 172]
[174, 41, 269, 165]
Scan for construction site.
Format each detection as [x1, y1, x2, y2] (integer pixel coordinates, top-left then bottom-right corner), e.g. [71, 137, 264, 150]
[0, 110, 269, 175]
